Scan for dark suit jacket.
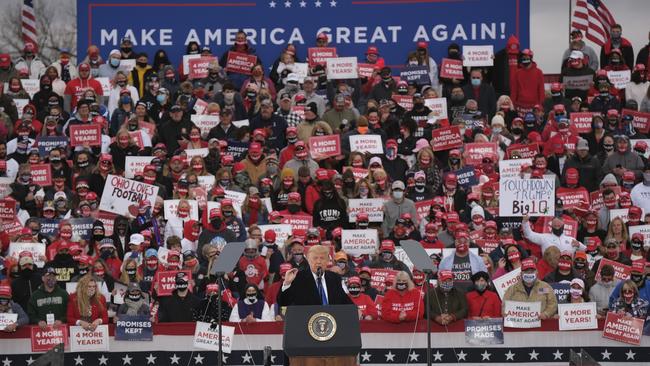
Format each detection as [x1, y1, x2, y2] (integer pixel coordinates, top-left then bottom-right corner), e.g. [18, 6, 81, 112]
[277, 269, 352, 306]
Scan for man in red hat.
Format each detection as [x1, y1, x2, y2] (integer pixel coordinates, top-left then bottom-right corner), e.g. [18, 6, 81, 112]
[511, 49, 545, 109]
[347, 276, 379, 320]
[197, 207, 236, 258]
[64, 62, 104, 111]
[0, 284, 29, 331]
[242, 141, 267, 185]
[503, 258, 557, 319]
[368, 240, 410, 273]
[279, 192, 307, 216]
[439, 231, 487, 292]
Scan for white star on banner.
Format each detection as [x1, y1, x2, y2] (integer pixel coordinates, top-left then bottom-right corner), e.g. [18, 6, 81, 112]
[170, 354, 180, 365]
[145, 354, 156, 365]
[361, 351, 372, 362]
[481, 350, 491, 361]
[408, 351, 419, 362]
[242, 353, 253, 364]
[121, 355, 132, 365]
[553, 350, 563, 360]
[269, 1, 276, 7]
[601, 349, 611, 360]
[25, 357, 35, 366]
[222, 354, 228, 363]
[329, 0, 337, 6]
[384, 351, 395, 362]
[284, 1, 292, 7]
[456, 350, 467, 361]
[97, 355, 108, 366]
[528, 350, 539, 360]
[314, 0, 322, 7]
[504, 350, 515, 361]
[300, 0, 307, 7]
[73, 355, 84, 366]
[2, 358, 11, 366]
[432, 350, 443, 361]
[625, 350, 636, 360]
[194, 354, 204, 364]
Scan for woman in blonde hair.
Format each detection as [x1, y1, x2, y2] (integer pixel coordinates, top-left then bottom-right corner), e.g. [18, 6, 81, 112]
[119, 258, 143, 286]
[606, 217, 629, 253]
[380, 271, 424, 323]
[66, 274, 108, 329]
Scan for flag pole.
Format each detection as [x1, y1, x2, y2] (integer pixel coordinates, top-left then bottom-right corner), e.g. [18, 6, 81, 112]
[568, 0, 573, 42]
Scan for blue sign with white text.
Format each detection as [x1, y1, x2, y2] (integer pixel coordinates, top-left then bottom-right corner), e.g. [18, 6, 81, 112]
[77, 0, 529, 70]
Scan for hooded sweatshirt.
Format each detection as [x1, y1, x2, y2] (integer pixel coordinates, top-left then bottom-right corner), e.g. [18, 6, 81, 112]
[511, 61, 545, 108]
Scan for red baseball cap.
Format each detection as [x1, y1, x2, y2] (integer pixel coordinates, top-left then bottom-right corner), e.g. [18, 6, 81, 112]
[438, 270, 453, 281]
[264, 230, 276, 242]
[521, 258, 536, 271]
[379, 240, 395, 252]
[565, 168, 579, 185]
[632, 260, 646, 274]
[366, 46, 379, 55]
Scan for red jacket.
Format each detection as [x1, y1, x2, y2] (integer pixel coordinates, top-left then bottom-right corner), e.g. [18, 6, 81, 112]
[381, 288, 424, 323]
[279, 145, 296, 168]
[511, 62, 545, 108]
[304, 184, 321, 214]
[465, 290, 502, 318]
[66, 293, 109, 325]
[238, 256, 269, 288]
[265, 280, 282, 305]
[350, 293, 379, 319]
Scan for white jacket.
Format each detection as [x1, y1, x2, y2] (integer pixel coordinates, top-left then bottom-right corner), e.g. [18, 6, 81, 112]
[522, 221, 585, 254]
[630, 182, 650, 213]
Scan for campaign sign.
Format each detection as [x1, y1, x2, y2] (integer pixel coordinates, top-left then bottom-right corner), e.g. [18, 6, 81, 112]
[0, 177, 11, 199]
[0, 313, 18, 330]
[308, 47, 337, 67]
[164, 199, 200, 221]
[30, 163, 52, 187]
[629, 224, 650, 246]
[570, 112, 595, 134]
[391, 94, 413, 111]
[191, 114, 220, 137]
[95, 77, 112, 95]
[498, 158, 531, 179]
[14, 99, 29, 119]
[193, 321, 235, 353]
[506, 142, 539, 159]
[414, 199, 433, 223]
[424, 97, 448, 120]
[602, 311, 643, 346]
[155, 269, 192, 296]
[280, 214, 313, 231]
[562, 74, 592, 91]
[20, 79, 40, 98]
[182, 54, 201, 75]
[124, 156, 155, 179]
[69, 124, 102, 147]
[609, 208, 636, 223]
[343, 166, 369, 181]
[193, 98, 209, 115]
[462, 45, 494, 67]
[188, 56, 217, 79]
[258, 224, 292, 248]
[99, 175, 159, 215]
[595, 258, 630, 282]
[464, 318, 503, 345]
[622, 108, 650, 134]
[399, 65, 430, 85]
[454, 166, 478, 189]
[37, 136, 68, 157]
[357, 63, 376, 78]
[225, 51, 257, 75]
[606, 70, 631, 89]
[439, 58, 464, 79]
[115, 315, 153, 341]
[499, 177, 555, 217]
[326, 57, 358, 79]
[551, 282, 570, 304]
[503, 300, 541, 328]
[558, 302, 598, 331]
[556, 189, 589, 210]
[31, 325, 69, 352]
[39, 218, 61, 240]
[226, 141, 249, 161]
[474, 238, 499, 254]
[348, 198, 385, 223]
[431, 125, 463, 151]
[95, 211, 117, 237]
[70, 217, 95, 241]
[464, 142, 497, 166]
[8, 242, 45, 267]
[492, 267, 520, 299]
[0, 198, 16, 221]
[370, 268, 398, 293]
[341, 229, 379, 256]
[537, 216, 578, 239]
[589, 186, 621, 211]
[69, 325, 109, 352]
[349, 134, 383, 154]
[309, 135, 341, 160]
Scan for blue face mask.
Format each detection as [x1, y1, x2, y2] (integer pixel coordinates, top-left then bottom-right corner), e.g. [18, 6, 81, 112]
[471, 78, 481, 87]
[121, 96, 132, 105]
[156, 94, 166, 104]
[109, 58, 120, 68]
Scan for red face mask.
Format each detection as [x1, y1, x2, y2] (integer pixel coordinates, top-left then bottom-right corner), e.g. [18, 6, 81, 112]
[185, 258, 198, 267]
[425, 233, 436, 242]
[604, 198, 616, 209]
[190, 134, 201, 142]
[472, 216, 484, 226]
[146, 258, 158, 267]
[144, 175, 156, 184]
[507, 251, 520, 263]
[93, 268, 105, 277]
[192, 163, 203, 171]
[558, 259, 572, 271]
[456, 240, 468, 253]
[60, 229, 72, 240]
[178, 207, 189, 217]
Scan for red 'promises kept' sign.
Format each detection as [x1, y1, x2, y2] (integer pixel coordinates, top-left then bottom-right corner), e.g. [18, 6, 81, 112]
[69, 124, 102, 147]
[225, 52, 257, 75]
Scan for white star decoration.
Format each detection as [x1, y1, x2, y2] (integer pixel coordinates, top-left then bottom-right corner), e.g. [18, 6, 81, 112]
[456, 350, 467, 361]
[73, 355, 84, 365]
[194, 354, 204, 364]
[284, 0, 292, 7]
[528, 349, 539, 360]
[432, 350, 443, 361]
[170, 354, 180, 364]
[242, 353, 253, 363]
[25, 357, 35, 366]
[145, 354, 156, 365]
[222, 354, 228, 363]
[361, 351, 372, 362]
[314, 0, 322, 7]
[553, 350, 563, 360]
[625, 349, 636, 360]
[97, 355, 108, 366]
[269, 1, 276, 7]
[408, 351, 419, 361]
[270, 354, 276, 363]
[121, 354, 132, 365]
[384, 351, 395, 362]
[601, 349, 611, 360]
[329, 0, 337, 6]
[1, 358, 11, 366]
[480, 350, 491, 361]
[299, 0, 307, 7]
[504, 350, 515, 361]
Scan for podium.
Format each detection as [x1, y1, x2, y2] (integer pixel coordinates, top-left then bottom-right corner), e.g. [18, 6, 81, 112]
[283, 304, 362, 366]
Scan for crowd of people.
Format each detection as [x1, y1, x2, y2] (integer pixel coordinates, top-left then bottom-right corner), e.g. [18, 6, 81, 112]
[1, 23, 650, 334]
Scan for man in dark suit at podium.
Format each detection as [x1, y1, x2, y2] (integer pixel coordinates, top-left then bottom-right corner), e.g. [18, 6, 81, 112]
[278, 245, 352, 306]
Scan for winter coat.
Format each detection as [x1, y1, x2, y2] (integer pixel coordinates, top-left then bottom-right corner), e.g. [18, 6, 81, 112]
[511, 62, 545, 108]
[381, 288, 424, 323]
[503, 279, 558, 318]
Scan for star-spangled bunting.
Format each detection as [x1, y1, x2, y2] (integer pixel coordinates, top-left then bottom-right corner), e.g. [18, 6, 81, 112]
[268, 0, 335, 8]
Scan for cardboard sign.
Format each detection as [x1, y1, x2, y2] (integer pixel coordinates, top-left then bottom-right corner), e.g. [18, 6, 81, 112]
[349, 134, 384, 154]
[431, 125, 463, 151]
[0, 177, 11, 199]
[595, 258, 630, 282]
[462, 45, 494, 67]
[499, 177, 555, 217]
[69, 325, 109, 352]
[224, 189, 247, 217]
[69, 124, 102, 147]
[556, 189, 590, 210]
[115, 315, 153, 341]
[341, 229, 379, 256]
[95, 211, 117, 237]
[309, 135, 341, 159]
[280, 214, 313, 231]
[8, 242, 45, 267]
[493, 267, 521, 299]
[348, 199, 385, 223]
[31, 325, 69, 352]
[193, 321, 235, 353]
[326, 57, 358, 79]
[185, 148, 209, 160]
[95, 77, 112, 96]
[357, 63, 376, 78]
[439, 58, 464, 79]
[570, 112, 595, 134]
[191, 114, 220, 137]
[291, 105, 305, 120]
[164, 199, 200, 221]
[14, 99, 29, 119]
[188, 56, 217, 79]
[391, 94, 413, 111]
[343, 166, 369, 181]
[193, 98, 209, 115]
[424, 97, 448, 120]
[454, 166, 478, 189]
[536, 216, 578, 239]
[606, 70, 631, 89]
[622, 108, 650, 134]
[258, 224, 292, 248]
[155, 270, 192, 296]
[602, 311, 643, 345]
[558, 302, 598, 331]
[70, 217, 95, 241]
[37, 136, 68, 157]
[464, 142, 498, 166]
[225, 140, 249, 161]
[503, 300, 541, 328]
[506, 143, 539, 159]
[182, 54, 201, 75]
[399, 65, 430, 85]
[308, 47, 337, 67]
[225, 51, 257, 75]
[609, 208, 637, 223]
[20, 79, 40, 98]
[589, 186, 621, 211]
[562, 74, 593, 91]
[370, 268, 398, 292]
[464, 318, 504, 345]
[551, 282, 571, 304]
[0, 313, 18, 330]
[124, 156, 155, 179]
[99, 175, 159, 215]
[499, 158, 531, 179]
[30, 163, 52, 186]
[414, 199, 433, 223]
[117, 59, 136, 73]
[629, 224, 650, 246]
[474, 238, 499, 254]
[197, 175, 216, 192]
[0, 198, 16, 221]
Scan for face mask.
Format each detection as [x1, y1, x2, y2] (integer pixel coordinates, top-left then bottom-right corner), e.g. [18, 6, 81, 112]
[522, 273, 536, 284]
[631, 240, 643, 251]
[78, 161, 89, 168]
[623, 291, 635, 303]
[246, 294, 258, 302]
[520, 58, 531, 66]
[128, 293, 141, 301]
[574, 261, 586, 270]
[145, 258, 158, 267]
[286, 204, 301, 214]
[381, 251, 393, 261]
[440, 282, 454, 292]
[137, 61, 147, 68]
[175, 279, 189, 291]
[94, 269, 105, 277]
[126, 268, 137, 277]
[348, 287, 361, 296]
[558, 259, 572, 272]
[292, 253, 303, 263]
[449, 157, 460, 165]
[507, 251, 520, 263]
[475, 282, 487, 293]
[471, 78, 481, 87]
[552, 227, 564, 236]
[395, 282, 408, 291]
[219, 179, 231, 187]
[392, 191, 403, 200]
[100, 250, 113, 260]
[570, 288, 582, 298]
[322, 190, 334, 199]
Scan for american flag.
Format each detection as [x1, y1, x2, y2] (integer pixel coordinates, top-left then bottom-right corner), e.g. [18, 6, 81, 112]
[571, 0, 617, 46]
[22, 0, 38, 48]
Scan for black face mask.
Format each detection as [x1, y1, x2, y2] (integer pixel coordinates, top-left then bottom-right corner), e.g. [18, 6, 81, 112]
[552, 227, 564, 236]
[128, 293, 141, 301]
[175, 279, 189, 291]
[78, 268, 89, 276]
[360, 278, 370, 288]
[512, 127, 523, 135]
[121, 47, 132, 53]
[288, 204, 301, 214]
[136, 61, 147, 68]
[631, 274, 644, 284]
[348, 287, 361, 296]
[574, 261, 586, 270]
[126, 268, 137, 277]
[210, 218, 222, 229]
[93, 234, 104, 242]
[41, 84, 52, 92]
[20, 268, 34, 278]
[322, 190, 334, 199]
[631, 240, 643, 251]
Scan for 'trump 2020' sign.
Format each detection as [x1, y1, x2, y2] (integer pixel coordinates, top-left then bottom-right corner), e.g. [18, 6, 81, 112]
[78, 0, 529, 68]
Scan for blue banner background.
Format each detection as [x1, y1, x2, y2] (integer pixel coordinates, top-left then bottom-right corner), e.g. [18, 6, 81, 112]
[77, 0, 529, 71]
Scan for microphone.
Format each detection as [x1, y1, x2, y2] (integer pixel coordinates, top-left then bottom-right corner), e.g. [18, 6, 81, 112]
[316, 267, 323, 279]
